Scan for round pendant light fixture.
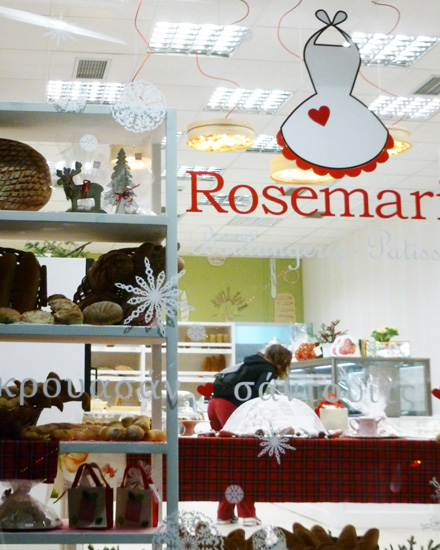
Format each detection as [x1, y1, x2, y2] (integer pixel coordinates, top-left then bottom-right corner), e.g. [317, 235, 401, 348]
[187, 118, 255, 152]
[270, 154, 335, 185]
[387, 126, 412, 156]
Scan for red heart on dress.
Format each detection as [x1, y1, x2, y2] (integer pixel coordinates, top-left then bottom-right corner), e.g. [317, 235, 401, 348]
[308, 106, 330, 126]
[197, 382, 214, 399]
[432, 388, 440, 400]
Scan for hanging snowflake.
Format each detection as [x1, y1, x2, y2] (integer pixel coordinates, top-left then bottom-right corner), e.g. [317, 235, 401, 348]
[42, 16, 77, 47]
[153, 511, 223, 550]
[257, 425, 296, 465]
[115, 257, 185, 333]
[252, 527, 288, 550]
[80, 134, 99, 152]
[224, 484, 244, 504]
[53, 96, 87, 113]
[111, 80, 167, 133]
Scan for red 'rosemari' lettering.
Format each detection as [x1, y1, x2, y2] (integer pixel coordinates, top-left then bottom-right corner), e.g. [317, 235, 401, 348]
[185, 171, 438, 221]
[321, 187, 373, 218]
[186, 171, 228, 213]
[376, 190, 408, 219]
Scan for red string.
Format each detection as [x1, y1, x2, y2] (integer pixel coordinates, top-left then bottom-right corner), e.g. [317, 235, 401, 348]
[277, 0, 304, 60]
[195, 51, 243, 118]
[131, 0, 152, 82]
[371, 0, 401, 35]
[231, 0, 250, 25]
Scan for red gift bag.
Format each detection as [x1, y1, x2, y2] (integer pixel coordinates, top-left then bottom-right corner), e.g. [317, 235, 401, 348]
[67, 462, 114, 529]
[116, 463, 159, 528]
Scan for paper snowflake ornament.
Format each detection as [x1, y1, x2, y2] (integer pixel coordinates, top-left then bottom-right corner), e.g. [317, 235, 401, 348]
[111, 80, 167, 133]
[257, 425, 296, 465]
[252, 527, 288, 550]
[225, 484, 244, 504]
[115, 257, 185, 332]
[153, 511, 223, 550]
[80, 134, 98, 152]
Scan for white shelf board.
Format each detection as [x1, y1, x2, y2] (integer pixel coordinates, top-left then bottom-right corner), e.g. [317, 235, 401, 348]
[0, 323, 166, 344]
[0, 210, 168, 244]
[0, 520, 159, 544]
[59, 441, 168, 453]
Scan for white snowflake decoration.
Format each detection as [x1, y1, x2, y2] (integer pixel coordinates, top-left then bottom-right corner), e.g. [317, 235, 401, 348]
[80, 134, 98, 152]
[225, 484, 244, 504]
[53, 96, 87, 113]
[187, 324, 206, 342]
[153, 511, 223, 550]
[111, 80, 167, 133]
[257, 425, 296, 465]
[430, 477, 440, 502]
[42, 16, 77, 47]
[422, 515, 440, 532]
[252, 527, 288, 550]
[115, 257, 184, 332]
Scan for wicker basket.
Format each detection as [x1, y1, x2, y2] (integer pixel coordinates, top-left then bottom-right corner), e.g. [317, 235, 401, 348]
[0, 246, 47, 309]
[0, 405, 43, 440]
[0, 138, 52, 211]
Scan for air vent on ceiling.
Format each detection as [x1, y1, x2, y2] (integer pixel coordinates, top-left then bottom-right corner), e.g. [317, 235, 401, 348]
[74, 59, 109, 79]
[415, 76, 440, 95]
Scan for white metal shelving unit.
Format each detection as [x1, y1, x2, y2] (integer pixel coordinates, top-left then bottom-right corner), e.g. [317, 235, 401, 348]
[0, 109, 179, 546]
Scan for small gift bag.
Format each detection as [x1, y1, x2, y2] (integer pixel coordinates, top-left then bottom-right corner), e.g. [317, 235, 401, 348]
[116, 463, 159, 528]
[67, 462, 114, 529]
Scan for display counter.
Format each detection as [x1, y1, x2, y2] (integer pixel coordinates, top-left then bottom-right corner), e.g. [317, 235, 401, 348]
[166, 436, 440, 504]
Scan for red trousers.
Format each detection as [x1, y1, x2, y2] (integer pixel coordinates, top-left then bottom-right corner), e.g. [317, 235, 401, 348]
[207, 398, 257, 520]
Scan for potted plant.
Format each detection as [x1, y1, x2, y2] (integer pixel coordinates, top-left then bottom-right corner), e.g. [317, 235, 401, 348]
[314, 320, 348, 357]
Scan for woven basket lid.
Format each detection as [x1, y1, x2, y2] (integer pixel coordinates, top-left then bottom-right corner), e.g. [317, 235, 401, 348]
[0, 138, 52, 211]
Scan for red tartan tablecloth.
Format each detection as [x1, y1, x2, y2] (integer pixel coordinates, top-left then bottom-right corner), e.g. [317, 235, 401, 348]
[0, 440, 59, 482]
[167, 436, 440, 504]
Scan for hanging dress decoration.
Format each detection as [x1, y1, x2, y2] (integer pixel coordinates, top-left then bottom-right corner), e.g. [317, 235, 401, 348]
[278, 10, 394, 179]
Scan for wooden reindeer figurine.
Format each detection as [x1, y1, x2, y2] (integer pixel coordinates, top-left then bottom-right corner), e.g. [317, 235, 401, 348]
[56, 161, 104, 213]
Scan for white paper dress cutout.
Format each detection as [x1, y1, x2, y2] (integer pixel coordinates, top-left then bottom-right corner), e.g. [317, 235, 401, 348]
[278, 10, 393, 178]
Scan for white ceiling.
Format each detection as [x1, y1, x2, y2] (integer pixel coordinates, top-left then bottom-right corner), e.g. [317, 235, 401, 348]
[0, 0, 439, 256]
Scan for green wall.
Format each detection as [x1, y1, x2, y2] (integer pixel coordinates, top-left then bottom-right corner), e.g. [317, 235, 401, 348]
[178, 256, 304, 323]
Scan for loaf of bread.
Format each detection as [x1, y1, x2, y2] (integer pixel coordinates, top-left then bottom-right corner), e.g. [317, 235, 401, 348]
[82, 300, 124, 325]
[0, 252, 17, 307]
[10, 252, 41, 313]
[0, 307, 20, 323]
[21, 310, 54, 324]
[48, 297, 83, 325]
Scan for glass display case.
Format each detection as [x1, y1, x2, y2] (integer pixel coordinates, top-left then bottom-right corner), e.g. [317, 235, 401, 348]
[283, 357, 432, 417]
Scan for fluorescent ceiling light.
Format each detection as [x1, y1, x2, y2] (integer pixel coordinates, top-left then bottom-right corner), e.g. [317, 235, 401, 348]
[352, 32, 439, 66]
[198, 194, 251, 208]
[151, 22, 248, 57]
[47, 80, 125, 104]
[227, 216, 279, 227]
[161, 166, 223, 179]
[369, 94, 440, 120]
[247, 134, 282, 153]
[205, 87, 292, 115]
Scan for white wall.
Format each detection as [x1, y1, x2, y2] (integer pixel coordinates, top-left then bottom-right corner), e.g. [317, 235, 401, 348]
[302, 208, 440, 414]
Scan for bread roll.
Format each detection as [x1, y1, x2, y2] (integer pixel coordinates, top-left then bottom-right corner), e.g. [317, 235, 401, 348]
[49, 298, 83, 325]
[21, 310, 54, 324]
[82, 300, 123, 325]
[0, 307, 20, 323]
[0, 252, 17, 307]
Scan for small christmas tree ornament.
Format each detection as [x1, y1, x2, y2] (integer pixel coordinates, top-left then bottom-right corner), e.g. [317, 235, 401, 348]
[103, 148, 140, 214]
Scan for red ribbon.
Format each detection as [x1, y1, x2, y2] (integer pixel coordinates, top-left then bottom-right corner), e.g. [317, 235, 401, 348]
[82, 179, 91, 198]
[115, 184, 140, 203]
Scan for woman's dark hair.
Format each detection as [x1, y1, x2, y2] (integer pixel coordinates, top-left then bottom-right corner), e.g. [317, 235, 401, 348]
[264, 344, 292, 378]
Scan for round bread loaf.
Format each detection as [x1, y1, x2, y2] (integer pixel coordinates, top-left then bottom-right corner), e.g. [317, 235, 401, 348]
[82, 300, 124, 325]
[0, 307, 21, 324]
[21, 310, 54, 324]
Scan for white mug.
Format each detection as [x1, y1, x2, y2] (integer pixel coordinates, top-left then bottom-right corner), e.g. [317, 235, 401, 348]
[320, 407, 349, 432]
[349, 416, 384, 437]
